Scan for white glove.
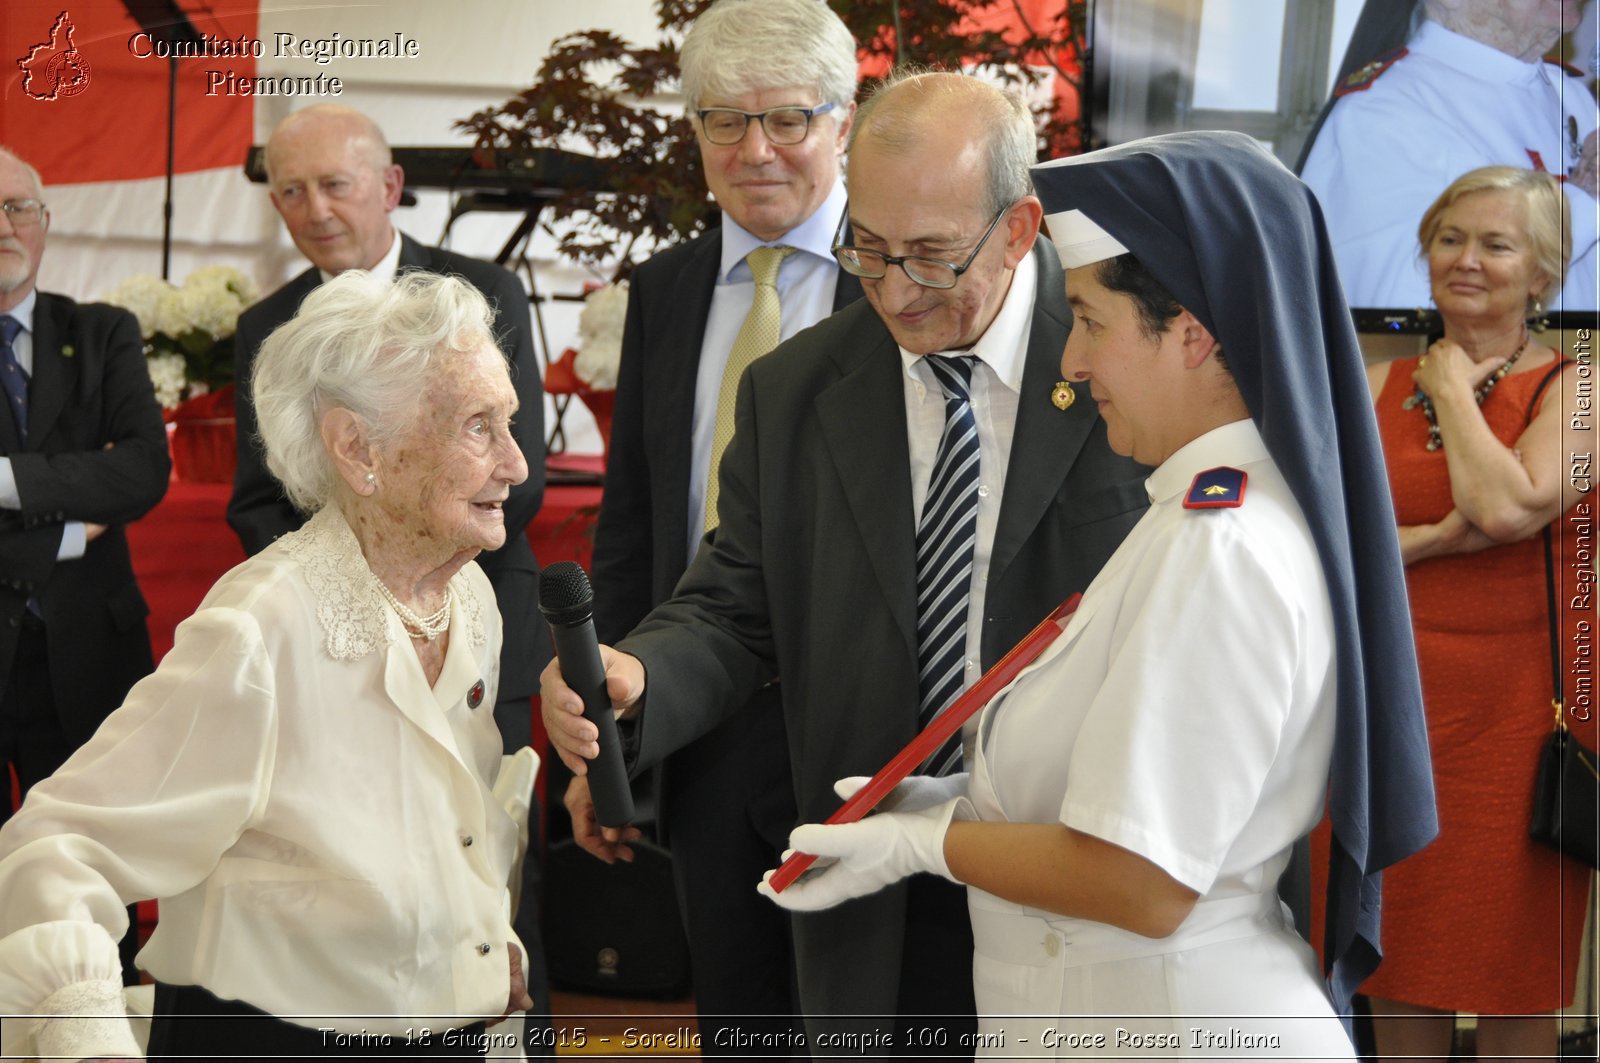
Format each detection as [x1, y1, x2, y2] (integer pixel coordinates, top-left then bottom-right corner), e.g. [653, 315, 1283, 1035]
[832, 772, 970, 813]
[758, 787, 974, 912]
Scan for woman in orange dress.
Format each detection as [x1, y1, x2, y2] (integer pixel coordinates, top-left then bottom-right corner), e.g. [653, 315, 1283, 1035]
[1364, 165, 1593, 1061]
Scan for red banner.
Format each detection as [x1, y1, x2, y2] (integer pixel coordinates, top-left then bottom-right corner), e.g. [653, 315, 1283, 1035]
[1, 0, 257, 185]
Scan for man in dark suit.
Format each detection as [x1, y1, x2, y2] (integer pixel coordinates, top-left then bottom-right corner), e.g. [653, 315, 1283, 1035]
[226, 105, 553, 1048]
[0, 146, 169, 825]
[545, 73, 1149, 1051]
[568, 0, 860, 1049]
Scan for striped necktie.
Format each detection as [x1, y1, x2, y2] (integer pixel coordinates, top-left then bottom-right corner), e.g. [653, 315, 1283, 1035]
[705, 245, 795, 532]
[916, 355, 979, 774]
[0, 316, 26, 441]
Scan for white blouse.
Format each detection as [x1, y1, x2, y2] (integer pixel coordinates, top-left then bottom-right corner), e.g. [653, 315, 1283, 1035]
[0, 507, 521, 1060]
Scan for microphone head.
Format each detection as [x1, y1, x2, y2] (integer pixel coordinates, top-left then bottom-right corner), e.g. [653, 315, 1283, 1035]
[539, 560, 596, 626]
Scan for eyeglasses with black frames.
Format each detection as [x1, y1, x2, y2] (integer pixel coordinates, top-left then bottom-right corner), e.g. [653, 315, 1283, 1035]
[696, 102, 837, 147]
[0, 200, 46, 228]
[832, 203, 1013, 290]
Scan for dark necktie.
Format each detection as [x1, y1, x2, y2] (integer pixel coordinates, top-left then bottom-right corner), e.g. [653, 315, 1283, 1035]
[915, 355, 979, 775]
[0, 316, 26, 441]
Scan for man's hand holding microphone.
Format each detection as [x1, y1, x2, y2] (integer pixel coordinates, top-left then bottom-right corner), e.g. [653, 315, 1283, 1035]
[538, 561, 644, 862]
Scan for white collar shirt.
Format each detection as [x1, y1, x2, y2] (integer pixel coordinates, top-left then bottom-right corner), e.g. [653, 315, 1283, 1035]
[688, 179, 848, 554]
[900, 249, 1035, 760]
[318, 226, 404, 285]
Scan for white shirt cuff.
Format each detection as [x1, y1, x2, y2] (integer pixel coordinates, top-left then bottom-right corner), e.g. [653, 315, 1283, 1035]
[0, 457, 18, 510]
[58, 522, 86, 561]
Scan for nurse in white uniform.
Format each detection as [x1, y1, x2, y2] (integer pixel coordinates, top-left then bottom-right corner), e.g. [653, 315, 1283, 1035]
[762, 131, 1438, 1059]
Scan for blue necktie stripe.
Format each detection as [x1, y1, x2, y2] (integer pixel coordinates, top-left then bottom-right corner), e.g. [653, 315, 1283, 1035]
[0, 316, 27, 441]
[915, 354, 979, 773]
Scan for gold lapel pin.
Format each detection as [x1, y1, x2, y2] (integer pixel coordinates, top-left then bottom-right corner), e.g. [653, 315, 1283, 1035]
[1051, 381, 1075, 411]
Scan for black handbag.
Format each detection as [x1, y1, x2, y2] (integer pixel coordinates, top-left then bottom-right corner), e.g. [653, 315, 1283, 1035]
[1527, 362, 1598, 869]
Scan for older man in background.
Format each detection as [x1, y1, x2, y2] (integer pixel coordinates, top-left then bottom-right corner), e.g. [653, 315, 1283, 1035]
[227, 104, 552, 1050]
[0, 146, 169, 982]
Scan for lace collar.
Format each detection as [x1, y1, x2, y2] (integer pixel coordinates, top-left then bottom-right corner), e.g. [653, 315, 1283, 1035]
[279, 506, 487, 662]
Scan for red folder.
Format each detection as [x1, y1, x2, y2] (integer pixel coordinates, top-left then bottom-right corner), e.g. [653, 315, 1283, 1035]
[767, 593, 1082, 893]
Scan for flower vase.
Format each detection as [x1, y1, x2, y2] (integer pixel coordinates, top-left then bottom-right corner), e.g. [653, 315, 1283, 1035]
[578, 387, 616, 460]
[545, 348, 617, 461]
[167, 384, 237, 484]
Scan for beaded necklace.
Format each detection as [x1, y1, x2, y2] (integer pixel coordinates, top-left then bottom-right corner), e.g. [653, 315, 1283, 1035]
[1402, 328, 1529, 452]
[372, 576, 452, 641]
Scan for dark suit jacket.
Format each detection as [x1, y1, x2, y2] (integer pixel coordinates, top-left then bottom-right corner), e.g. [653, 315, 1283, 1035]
[620, 241, 1151, 1027]
[227, 234, 550, 698]
[0, 294, 170, 744]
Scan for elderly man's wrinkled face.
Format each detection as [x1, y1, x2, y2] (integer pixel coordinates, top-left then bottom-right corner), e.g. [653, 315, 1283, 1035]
[0, 154, 47, 305]
[845, 131, 1033, 355]
[268, 117, 402, 275]
[380, 339, 527, 561]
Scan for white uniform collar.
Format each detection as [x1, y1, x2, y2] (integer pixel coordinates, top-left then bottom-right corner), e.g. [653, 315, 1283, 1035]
[1411, 19, 1545, 85]
[1144, 418, 1266, 504]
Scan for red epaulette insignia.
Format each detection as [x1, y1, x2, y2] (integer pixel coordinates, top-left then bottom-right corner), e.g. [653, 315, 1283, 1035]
[1544, 55, 1585, 79]
[1334, 47, 1408, 97]
[1183, 467, 1247, 510]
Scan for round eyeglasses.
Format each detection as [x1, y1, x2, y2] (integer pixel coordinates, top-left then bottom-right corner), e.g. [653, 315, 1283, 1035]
[833, 204, 1012, 290]
[697, 102, 837, 147]
[0, 200, 46, 228]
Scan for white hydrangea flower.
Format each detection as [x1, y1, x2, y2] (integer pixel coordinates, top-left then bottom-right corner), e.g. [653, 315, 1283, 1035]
[145, 351, 188, 410]
[573, 280, 629, 390]
[102, 275, 178, 341]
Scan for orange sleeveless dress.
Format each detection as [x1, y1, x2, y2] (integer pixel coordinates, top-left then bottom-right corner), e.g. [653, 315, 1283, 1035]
[1361, 354, 1594, 1013]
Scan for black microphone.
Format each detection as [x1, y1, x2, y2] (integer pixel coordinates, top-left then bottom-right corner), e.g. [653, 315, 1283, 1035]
[538, 561, 635, 828]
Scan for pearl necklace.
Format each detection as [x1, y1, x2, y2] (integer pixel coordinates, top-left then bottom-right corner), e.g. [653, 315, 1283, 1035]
[372, 576, 452, 641]
[1403, 328, 1529, 452]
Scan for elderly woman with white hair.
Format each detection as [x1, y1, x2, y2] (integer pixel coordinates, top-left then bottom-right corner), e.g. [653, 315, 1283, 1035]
[0, 271, 533, 1060]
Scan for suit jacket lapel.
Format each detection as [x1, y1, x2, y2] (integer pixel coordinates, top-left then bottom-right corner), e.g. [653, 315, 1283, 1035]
[397, 232, 430, 273]
[816, 318, 918, 655]
[26, 294, 78, 449]
[989, 245, 1096, 584]
[657, 234, 721, 567]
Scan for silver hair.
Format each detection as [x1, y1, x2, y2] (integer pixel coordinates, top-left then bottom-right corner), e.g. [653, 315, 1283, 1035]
[0, 147, 46, 201]
[252, 270, 499, 513]
[680, 0, 858, 111]
[850, 70, 1036, 217]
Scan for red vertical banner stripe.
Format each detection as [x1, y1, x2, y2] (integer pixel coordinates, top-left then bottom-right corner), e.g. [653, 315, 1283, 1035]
[2, 0, 258, 185]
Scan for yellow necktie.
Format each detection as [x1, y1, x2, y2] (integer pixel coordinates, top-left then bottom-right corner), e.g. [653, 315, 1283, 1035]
[705, 245, 795, 531]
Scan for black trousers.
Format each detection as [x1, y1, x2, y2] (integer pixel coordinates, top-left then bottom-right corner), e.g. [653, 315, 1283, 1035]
[0, 619, 142, 983]
[147, 982, 491, 1060]
[666, 686, 805, 1057]
[893, 876, 978, 1058]
[491, 694, 554, 1059]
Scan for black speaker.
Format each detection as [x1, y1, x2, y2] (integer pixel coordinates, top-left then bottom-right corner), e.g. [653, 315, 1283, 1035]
[542, 837, 691, 997]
